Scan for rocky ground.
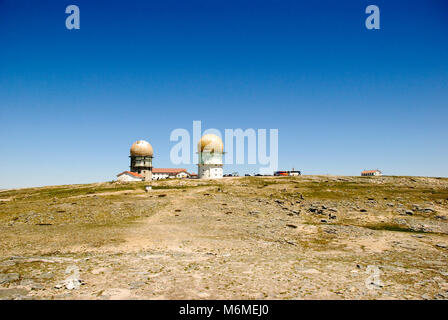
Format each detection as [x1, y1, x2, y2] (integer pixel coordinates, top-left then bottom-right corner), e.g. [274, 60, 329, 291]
[0, 175, 447, 300]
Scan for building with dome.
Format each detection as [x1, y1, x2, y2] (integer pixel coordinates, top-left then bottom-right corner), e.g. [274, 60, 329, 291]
[129, 140, 153, 181]
[197, 134, 224, 179]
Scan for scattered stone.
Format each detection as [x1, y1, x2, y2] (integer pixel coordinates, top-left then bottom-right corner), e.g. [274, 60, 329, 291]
[37, 272, 54, 280]
[158, 194, 167, 198]
[20, 279, 44, 290]
[56, 265, 83, 290]
[360, 209, 367, 212]
[324, 227, 337, 234]
[174, 209, 181, 212]
[328, 213, 337, 219]
[286, 224, 297, 229]
[249, 211, 260, 215]
[436, 243, 448, 249]
[0, 273, 20, 284]
[0, 288, 29, 300]
[284, 239, 296, 246]
[405, 210, 414, 216]
[320, 219, 327, 223]
[129, 281, 145, 290]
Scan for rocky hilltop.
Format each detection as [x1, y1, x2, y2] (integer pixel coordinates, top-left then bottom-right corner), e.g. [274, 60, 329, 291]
[0, 175, 447, 299]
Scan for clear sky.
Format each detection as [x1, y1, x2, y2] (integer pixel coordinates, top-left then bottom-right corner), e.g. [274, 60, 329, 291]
[0, 0, 447, 188]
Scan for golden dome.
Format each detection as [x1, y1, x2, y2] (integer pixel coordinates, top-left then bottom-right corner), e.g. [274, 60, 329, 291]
[198, 134, 224, 153]
[130, 140, 153, 157]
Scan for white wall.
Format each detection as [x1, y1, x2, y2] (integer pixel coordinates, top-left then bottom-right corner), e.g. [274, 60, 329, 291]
[117, 174, 143, 182]
[198, 165, 223, 179]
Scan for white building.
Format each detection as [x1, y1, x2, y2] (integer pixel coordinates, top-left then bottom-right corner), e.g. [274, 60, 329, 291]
[129, 140, 153, 181]
[361, 169, 382, 176]
[116, 171, 144, 182]
[152, 168, 191, 180]
[198, 134, 224, 179]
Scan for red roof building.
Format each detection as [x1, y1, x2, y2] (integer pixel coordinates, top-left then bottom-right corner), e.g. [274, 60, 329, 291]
[116, 171, 144, 181]
[361, 169, 382, 176]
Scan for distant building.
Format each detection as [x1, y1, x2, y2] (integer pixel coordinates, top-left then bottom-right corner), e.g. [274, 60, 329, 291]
[117, 171, 144, 182]
[198, 134, 224, 179]
[129, 140, 153, 181]
[361, 169, 382, 176]
[152, 168, 191, 180]
[274, 170, 301, 176]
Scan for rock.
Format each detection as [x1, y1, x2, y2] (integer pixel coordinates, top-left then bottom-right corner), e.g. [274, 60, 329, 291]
[436, 243, 448, 249]
[386, 203, 394, 207]
[0, 273, 20, 284]
[324, 227, 337, 234]
[286, 224, 297, 229]
[20, 279, 44, 290]
[320, 219, 328, 223]
[360, 209, 367, 212]
[37, 272, 54, 280]
[0, 288, 29, 300]
[283, 239, 296, 246]
[31, 284, 44, 290]
[129, 281, 145, 290]
[56, 265, 83, 290]
[405, 210, 414, 216]
[249, 211, 260, 215]
[424, 208, 435, 213]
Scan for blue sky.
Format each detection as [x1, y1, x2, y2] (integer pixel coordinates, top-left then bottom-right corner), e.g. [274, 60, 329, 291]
[0, 0, 447, 188]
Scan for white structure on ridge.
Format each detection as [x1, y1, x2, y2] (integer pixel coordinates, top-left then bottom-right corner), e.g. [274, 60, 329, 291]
[197, 134, 224, 179]
[129, 140, 153, 181]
